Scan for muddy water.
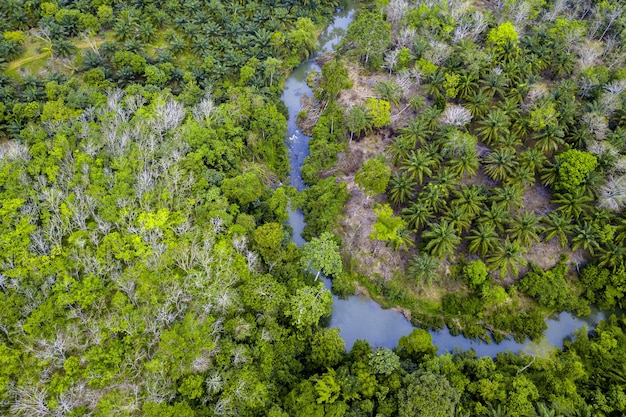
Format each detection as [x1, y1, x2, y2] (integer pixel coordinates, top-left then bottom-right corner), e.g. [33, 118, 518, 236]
[283, 3, 607, 356]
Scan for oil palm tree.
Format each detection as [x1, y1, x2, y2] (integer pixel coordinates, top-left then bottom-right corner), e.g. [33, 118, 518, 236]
[465, 89, 491, 118]
[507, 166, 535, 190]
[398, 116, 431, 147]
[492, 183, 524, 212]
[374, 80, 403, 107]
[443, 205, 472, 234]
[422, 219, 461, 259]
[408, 253, 439, 286]
[597, 242, 626, 272]
[534, 125, 566, 154]
[482, 147, 518, 182]
[387, 136, 415, 166]
[480, 69, 509, 99]
[476, 109, 510, 145]
[388, 173, 416, 205]
[450, 150, 479, 179]
[457, 71, 479, 100]
[542, 211, 573, 247]
[402, 149, 436, 184]
[467, 223, 499, 256]
[432, 167, 460, 196]
[487, 238, 528, 279]
[507, 211, 541, 248]
[451, 185, 487, 218]
[482, 202, 510, 233]
[421, 183, 448, 213]
[519, 148, 546, 175]
[551, 189, 594, 220]
[402, 200, 433, 231]
[571, 221, 601, 255]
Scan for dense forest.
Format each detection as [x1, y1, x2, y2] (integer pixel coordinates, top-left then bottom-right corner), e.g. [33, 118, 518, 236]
[1, 0, 626, 415]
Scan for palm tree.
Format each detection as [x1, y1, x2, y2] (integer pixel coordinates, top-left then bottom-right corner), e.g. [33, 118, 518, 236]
[388, 173, 416, 205]
[519, 148, 546, 175]
[571, 222, 601, 255]
[507, 166, 534, 190]
[421, 183, 448, 213]
[402, 201, 433, 231]
[597, 242, 626, 271]
[432, 167, 460, 196]
[534, 125, 565, 154]
[476, 109, 510, 145]
[374, 80, 403, 107]
[387, 136, 415, 166]
[480, 69, 509, 99]
[443, 205, 472, 234]
[425, 69, 446, 98]
[485, 404, 511, 417]
[465, 89, 491, 118]
[451, 185, 486, 218]
[551, 189, 594, 220]
[407, 253, 439, 286]
[542, 211, 573, 247]
[507, 212, 541, 248]
[450, 151, 479, 179]
[422, 219, 461, 259]
[487, 238, 528, 279]
[482, 202, 510, 233]
[467, 223, 499, 256]
[492, 184, 524, 212]
[457, 72, 479, 100]
[482, 147, 518, 182]
[402, 150, 435, 184]
[398, 116, 431, 147]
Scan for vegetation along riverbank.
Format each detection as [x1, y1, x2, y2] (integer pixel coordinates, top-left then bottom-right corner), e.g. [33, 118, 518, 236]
[0, 0, 625, 415]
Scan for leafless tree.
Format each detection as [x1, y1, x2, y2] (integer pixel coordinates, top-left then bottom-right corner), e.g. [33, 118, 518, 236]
[439, 104, 472, 127]
[10, 386, 51, 417]
[598, 175, 626, 211]
[193, 94, 216, 125]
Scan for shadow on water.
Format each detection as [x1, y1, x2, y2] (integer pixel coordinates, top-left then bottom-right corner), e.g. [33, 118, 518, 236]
[283, 2, 610, 357]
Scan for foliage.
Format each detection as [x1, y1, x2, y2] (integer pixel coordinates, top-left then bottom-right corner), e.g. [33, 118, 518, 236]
[365, 98, 391, 128]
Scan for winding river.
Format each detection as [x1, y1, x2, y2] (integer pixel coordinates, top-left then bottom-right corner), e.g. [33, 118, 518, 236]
[283, 3, 607, 356]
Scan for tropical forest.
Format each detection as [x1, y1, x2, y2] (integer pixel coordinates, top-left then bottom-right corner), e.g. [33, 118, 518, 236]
[1, 0, 626, 415]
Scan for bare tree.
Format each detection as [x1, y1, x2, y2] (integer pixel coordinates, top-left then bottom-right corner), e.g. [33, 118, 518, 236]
[598, 175, 626, 211]
[439, 104, 472, 127]
[10, 386, 51, 417]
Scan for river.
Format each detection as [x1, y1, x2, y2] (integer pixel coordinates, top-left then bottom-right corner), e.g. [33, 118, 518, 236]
[282, 2, 607, 356]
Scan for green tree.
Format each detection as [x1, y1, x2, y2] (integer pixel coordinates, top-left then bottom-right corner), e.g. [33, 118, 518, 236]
[301, 232, 343, 281]
[345, 11, 391, 68]
[309, 328, 345, 369]
[370, 203, 406, 251]
[554, 149, 597, 192]
[398, 372, 461, 417]
[355, 156, 391, 197]
[222, 172, 263, 205]
[365, 98, 391, 128]
[319, 59, 352, 101]
[345, 105, 372, 141]
[286, 283, 333, 330]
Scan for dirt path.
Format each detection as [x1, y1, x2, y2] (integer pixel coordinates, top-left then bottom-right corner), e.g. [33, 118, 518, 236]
[6, 39, 104, 71]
